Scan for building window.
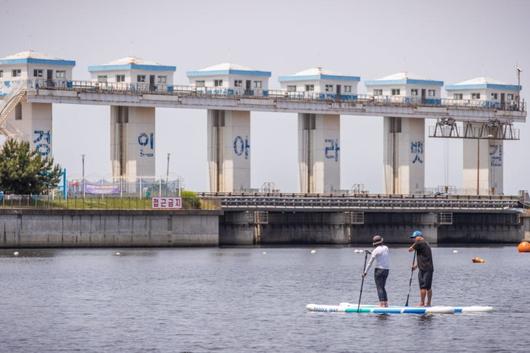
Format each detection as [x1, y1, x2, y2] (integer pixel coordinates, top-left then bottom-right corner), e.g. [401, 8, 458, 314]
[214, 79, 223, 87]
[453, 93, 463, 100]
[253, 80, 262, 89]
[374, 89, 383, 96]
[507, 93, 514, 100]
[15, 103, 22, 120]
[491, 93, 498, 100]
[305, 84, 314, 91]
[428, 89, 436, 97]
[97, 75, 107, 83]
[344, 85, 352, 93]
[234, 80, 242, 87]
[196, 80, 205, 87]
[12, 69, 21, 77]
[391, 88, 400, 96]
[157, 76, 167, 84]
[287, 85, 297, 92]
[411, 89, 418, 96]
[325, 84, 334, 92]
[33, 69, 43, 77]
[0, 70, 3, 78]
[137, 75, 146, 83]
[115, 75, 125, 82]
[471, 93, 481, 99]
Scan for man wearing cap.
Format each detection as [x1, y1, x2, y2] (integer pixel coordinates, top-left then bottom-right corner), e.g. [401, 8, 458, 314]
[363, 235, 390, 307]
[408, 230, 434, 307]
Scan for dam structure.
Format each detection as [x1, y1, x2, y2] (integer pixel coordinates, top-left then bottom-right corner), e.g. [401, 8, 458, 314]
[0, 50, 528, 246]
[0, 50, 525, 196]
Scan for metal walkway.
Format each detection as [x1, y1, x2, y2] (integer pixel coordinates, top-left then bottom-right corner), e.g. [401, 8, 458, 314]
[17, 79, 526, 123]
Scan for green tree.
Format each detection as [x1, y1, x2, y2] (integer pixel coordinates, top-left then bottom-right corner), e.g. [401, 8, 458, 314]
[0, 139, 62, 194]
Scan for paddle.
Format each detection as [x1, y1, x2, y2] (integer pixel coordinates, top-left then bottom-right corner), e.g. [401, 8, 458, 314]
[357, 249, 371, 312]
[405, 251, 417, 307]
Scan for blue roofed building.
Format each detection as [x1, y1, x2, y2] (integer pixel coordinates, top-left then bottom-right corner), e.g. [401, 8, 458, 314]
[0, 50, 76, 95]
[88, 57, 176, 92]
[365, 72, 443, 105]
[278, 67, 360, 100]
[187, 63, 271, 96]
[445, 77, 522, 110]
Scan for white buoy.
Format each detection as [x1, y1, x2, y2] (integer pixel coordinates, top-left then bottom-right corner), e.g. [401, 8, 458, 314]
[114, 252, 121, 256]
[13, 251, 19, 256]
[453, 250, 459, 254]
[262, 251, 267, 255]
[310, 249, 317, 254]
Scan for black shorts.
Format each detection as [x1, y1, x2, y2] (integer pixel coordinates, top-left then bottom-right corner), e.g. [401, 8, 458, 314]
[418, 270, 433, 290]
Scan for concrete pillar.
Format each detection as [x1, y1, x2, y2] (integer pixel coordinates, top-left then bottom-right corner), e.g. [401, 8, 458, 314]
[207, 110, 250, 192]
[298, 113, 340, 193]
[5, 101, 53, 157]
[463, 135, 503, 195]
[384, 117, 425, 194]
[523, 217, 530, 241]
[110, 106, 156, 183]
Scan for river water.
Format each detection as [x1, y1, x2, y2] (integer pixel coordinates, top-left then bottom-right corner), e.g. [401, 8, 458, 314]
[0, 246, 528, 353]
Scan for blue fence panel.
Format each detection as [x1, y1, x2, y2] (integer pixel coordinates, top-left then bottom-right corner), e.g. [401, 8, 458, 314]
[424, 98, 441, 105]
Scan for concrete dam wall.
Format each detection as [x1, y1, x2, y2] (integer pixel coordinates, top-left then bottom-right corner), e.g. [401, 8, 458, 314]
[219, 211, 525, 245]
[0, 208, 526, 247]
[0, 209, 221, 247]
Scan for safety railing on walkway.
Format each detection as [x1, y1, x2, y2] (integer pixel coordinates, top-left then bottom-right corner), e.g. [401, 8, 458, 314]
[0, 194, 221, 210]
[10, 79, 525, 113]
[198, 192, 524, 211]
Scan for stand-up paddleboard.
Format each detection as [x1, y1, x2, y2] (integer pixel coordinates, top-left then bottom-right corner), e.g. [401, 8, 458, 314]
[306, 302, 493, 314]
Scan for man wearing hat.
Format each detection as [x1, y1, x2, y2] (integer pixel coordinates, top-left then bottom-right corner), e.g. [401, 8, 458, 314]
[408, 230, 434, 307]
[363, 235, 390, 307]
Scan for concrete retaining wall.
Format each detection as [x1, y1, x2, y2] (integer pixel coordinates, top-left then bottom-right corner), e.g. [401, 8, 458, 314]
[0, 209, 221, 247]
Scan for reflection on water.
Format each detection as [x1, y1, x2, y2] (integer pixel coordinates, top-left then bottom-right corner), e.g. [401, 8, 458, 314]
[0, 246, 528, 353]
[0, 249, 59, 258]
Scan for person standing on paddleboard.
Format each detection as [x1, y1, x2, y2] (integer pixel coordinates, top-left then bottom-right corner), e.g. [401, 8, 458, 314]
[362, 235, 390, 307]
[408, 230, 434, 307]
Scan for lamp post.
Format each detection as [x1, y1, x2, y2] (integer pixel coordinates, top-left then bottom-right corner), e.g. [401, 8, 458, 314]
[81, 154, 86, 199]
[516, 65, 522, 109]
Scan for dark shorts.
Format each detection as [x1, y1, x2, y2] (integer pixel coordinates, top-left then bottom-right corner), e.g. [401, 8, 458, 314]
[374, 268, 389, 302]
[418, 270, 433, 290]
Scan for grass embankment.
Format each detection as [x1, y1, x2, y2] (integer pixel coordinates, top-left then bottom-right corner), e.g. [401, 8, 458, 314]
[1, 191, 219, 210]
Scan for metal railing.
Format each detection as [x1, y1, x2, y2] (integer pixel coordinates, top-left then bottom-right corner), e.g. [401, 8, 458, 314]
[198, 192, 524, 211]
[4, 79, 523, 113]
[0, 194, 220, 210]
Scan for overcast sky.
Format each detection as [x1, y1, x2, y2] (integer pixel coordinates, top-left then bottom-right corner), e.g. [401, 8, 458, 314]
[2, 0, 530, 194]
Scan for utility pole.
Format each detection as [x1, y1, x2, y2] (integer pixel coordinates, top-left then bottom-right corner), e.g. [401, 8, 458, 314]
[81, 154, 86, 199]
[166, 153, 170, 196]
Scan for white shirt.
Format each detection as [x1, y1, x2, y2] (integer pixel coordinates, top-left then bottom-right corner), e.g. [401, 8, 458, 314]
[364, 245, 390, 272]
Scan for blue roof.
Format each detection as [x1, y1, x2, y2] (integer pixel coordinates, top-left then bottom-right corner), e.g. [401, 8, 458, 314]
[364, 78, 443, 86]
[88, 64, 176, 72]
[445, 83, 521, 92]
[0, 58, 76, 66]
[278, 74, 360, 82]
[187, 69, 271, 78]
